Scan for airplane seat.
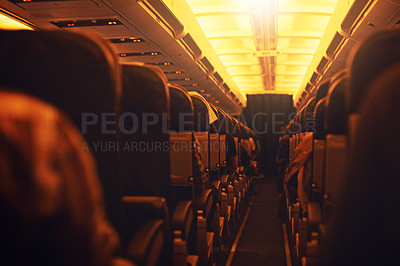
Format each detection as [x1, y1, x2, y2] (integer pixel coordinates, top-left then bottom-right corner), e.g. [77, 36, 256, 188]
[120, 63, 170, 199]
[209, 104, 221, 182]
[323, 74, 350, 219]
[170, 85, 216, 262]
[322, 64, 400, 266]
[0, 90, 124, 266]
[315, 79, 331, 103]
[215, 107, 228, 175]
[349, 28, 400, 114]
[0, 30, 124, 237]
[304, 97, 316, 133]
[312, 98, 327, 196]
[189, 92, 211, 176]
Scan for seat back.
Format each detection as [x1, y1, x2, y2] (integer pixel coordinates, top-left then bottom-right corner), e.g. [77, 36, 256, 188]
[120, 63, 170, 199]
[314, 98, 327, 140]
[0, 30, 122, 233]
[324, 74, 349, 208]
[209, 104, 220, 172]
[325, 74, 349, 135]
[189, 92, 212, 170]
[349, 28, 400, 114]
[168, 85, 194, 188]
[304, 96, 316, 132]
[215, 107, 228, 169]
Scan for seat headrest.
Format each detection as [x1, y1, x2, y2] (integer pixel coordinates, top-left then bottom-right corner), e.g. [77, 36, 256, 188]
[189, 92, 209, 131]
[315, 79, 331, 103]
[0, 30, 121, 130]
[209, 104, 220, 133]
[121, 63, 170, 134]
[349, 28, 400, 113]
[325, 73, 349, 135]
[215, 107, 228, 134]
[304, 96, 316, 132]
[314, 98, 327, 140]
[169, 84, 194, 132]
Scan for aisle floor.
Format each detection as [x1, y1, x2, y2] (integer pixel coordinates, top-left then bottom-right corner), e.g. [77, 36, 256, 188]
[231, 177, 286, 266]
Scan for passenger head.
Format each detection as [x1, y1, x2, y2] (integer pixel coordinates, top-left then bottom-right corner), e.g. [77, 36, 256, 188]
[323, 64, 400, 265]
[348, 28, 400, 113]
[0, 90, 118, 266]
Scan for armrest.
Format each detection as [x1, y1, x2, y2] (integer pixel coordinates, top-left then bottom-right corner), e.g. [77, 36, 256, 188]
[122, 196, 169, 231]
[194, 189, 214, 218]
[172, 200, 193, 240]
[125, 220, 165, 266]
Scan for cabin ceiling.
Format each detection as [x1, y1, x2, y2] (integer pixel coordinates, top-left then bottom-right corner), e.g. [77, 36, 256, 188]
[187, 0, 340, 95]
[2, 0, 400, 112]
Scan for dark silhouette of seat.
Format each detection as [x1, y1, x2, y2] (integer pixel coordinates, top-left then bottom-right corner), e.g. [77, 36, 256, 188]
[349, 28, 400, 113]
[325, 73, 350, 135]
[120, 63, 170, 199]
[0, 30, 123, 235]
[323, 64, 400, 266]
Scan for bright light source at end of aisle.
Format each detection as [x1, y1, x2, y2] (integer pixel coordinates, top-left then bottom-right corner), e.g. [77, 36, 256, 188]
[0, 13, 33, 30]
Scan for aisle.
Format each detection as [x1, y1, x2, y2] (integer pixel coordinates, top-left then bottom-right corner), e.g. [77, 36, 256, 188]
[231, 177, 286, 266]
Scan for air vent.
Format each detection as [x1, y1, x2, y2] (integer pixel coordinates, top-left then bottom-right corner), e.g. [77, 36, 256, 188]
[222, 83, 230, 92]
[52, 19, 122, 28]
[109, 38, 145, 44]
[148, 62, 174, 66]
[181, 33, 202, 60]
[213, 72, 223, 83]
[182, 83, 199, 87]
[310, 72, 320, 85]
[301, 91, 308, 98]
[168, 77, 191, 81]
[140, 0, 185, 38]
[341, 0, 373, 35]
[200, 57, 214, 73]
[234, 98, 240, 104]
[305, 83, 313, 92]
[229, 92, 235, 99]
[119, 52, 161, 57]
[326, 32, 345, 60]
[316, 57, 330, 74]
[164, 70, 184, 74]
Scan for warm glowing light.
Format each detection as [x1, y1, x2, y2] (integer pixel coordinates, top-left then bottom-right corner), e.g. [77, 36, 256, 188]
[0, 13, 33, 30]
[187, 0, 341, 96]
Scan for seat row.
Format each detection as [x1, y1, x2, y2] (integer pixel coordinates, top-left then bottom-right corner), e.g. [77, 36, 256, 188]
[0, 29, 260, 266]
[278, 28, 400, 265]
